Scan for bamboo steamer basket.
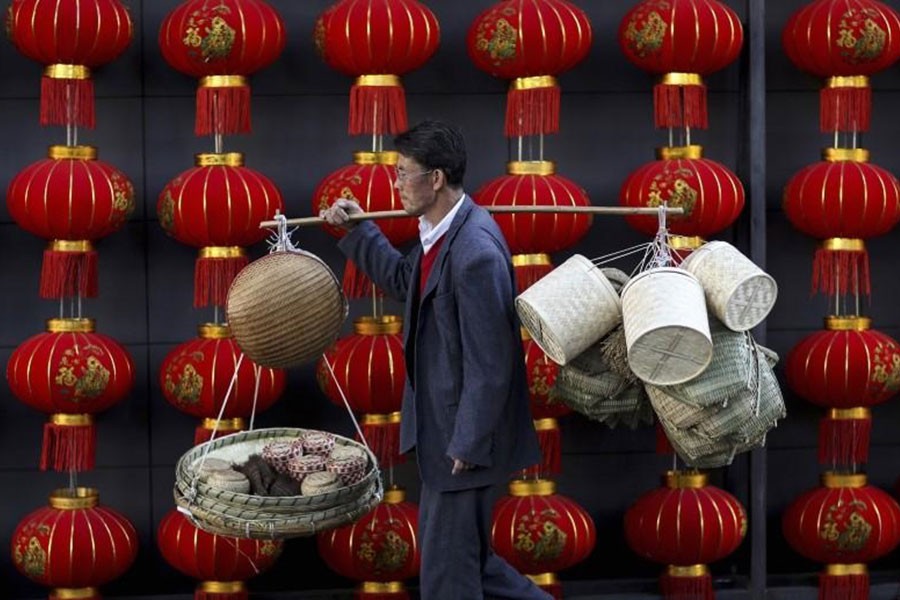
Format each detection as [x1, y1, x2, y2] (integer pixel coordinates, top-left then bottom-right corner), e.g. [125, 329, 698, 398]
[681, 241, 777, 332]
[226, 250, 347, 368]
[621, 267, 712, 385]
[515, 254, 623, 365]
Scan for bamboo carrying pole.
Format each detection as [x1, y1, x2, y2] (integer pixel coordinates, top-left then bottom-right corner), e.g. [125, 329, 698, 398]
[260, 205, 685, 229]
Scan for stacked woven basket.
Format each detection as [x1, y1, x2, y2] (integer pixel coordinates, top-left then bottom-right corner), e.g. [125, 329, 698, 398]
[174, 428, 382, 539]
[517, 241, 783, 468]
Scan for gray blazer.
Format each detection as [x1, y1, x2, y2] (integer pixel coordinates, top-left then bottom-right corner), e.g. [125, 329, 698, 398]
[338, 196, 541, 491]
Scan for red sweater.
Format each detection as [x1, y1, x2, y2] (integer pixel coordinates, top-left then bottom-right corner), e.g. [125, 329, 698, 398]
[419, 235, 446, 298]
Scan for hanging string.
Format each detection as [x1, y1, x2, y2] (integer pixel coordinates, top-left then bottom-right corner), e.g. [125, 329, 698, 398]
[322, 353, 372, 454]
[249, 363, 262, 432]
[185, 353, 246, 496]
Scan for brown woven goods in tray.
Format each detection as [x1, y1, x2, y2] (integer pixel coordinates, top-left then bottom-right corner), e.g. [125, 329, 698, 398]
[226, 250, 347, 369]
[174, 428, 382, 538]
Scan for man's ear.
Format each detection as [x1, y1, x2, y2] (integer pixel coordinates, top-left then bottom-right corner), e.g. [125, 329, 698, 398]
[432, 168, 445, 191]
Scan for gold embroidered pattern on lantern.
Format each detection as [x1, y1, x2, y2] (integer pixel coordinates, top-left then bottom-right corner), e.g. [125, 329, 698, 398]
[56, 347, 111, 400]
[871, 341, 900, 393]
[818, 499, 872, 552]
[837, 9, 887, 62]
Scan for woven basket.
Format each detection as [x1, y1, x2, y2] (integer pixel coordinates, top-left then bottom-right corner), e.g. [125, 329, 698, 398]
[681, 241, 777, 332]
[621, 267, 712, 385]
[516, 255, 622, 365]
[226, 251, 347, 369]
[174, 428, 381, 539]
[654, 317, 758, 408]
[693, 345, 785, 443]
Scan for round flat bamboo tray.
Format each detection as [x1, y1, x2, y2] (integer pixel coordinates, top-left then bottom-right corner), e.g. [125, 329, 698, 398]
[174, 428, 381, 539]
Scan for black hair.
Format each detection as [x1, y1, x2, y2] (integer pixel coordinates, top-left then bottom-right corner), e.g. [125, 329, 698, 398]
[393, 119, 467, 186]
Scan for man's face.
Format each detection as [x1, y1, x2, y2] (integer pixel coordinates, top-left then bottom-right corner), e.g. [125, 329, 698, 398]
[394, 155, 437, 216]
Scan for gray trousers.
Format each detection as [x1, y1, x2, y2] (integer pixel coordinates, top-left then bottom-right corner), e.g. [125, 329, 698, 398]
[418, 483, 554, 600]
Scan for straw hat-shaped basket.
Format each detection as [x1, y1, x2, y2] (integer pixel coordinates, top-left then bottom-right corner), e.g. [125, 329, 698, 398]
[226, 250, 347, 368]
[174, 428, 382, 539]
[516, 255, 623, 365]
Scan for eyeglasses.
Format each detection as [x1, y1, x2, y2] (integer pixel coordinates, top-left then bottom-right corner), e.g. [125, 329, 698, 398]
[394, 168, 435, 182]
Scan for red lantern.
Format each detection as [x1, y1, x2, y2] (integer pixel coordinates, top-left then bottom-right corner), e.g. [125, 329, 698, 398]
[159, 0, 286, 136]
[786, 316, 900, 464]
[782, 0, 900, 132]
[468, 0, 592, 137]
[620, 145, 745, 238]
[11, 487, 138, 599]
[7, 0, 133, 128]
[158, 507, 283, 600]
[619, 0, 743, 129]
[492, 479, 595, 598]
[783, 472, 900, 600]
[158, 152, 284, 308]
[475, 161, 592, 292]
[7, 145, 135, 299]
[624, 470, 746, 600]
[312, 152, 417, 297]
[317, 316, 406, 467]
[318, 486, 419, 598]
[783, 148, 900, 296]
[314, 0, 440, 135]
[160, 323, 286, 444]
[7, 318, 135, 472]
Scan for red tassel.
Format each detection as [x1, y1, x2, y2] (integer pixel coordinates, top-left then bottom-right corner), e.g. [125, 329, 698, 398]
[812, 243, 869, 296]
[356, 582, 409, 599]
[661, 565, 714, 600]
[654, 82, 707, 130]
[342, 259, 384, 299]
[40, 244, 98, 299]
[41, 75, 95, 129]
[50, 588, 100, 600]
[349, 81, 407, 135]
[819, 565, 869, 600]
[821, 85, 871, 133]
[196, 81, 251, 136]
[505, 79, 560, 137]
[194, 250, 249, 308]
[818, 409, 871, 466]
[196, 581, 247, 600]
[656, 421, 675, 455]
[361, 418, 405, 468]
[513, 260, 554, 295]
[535, 418, 561, 476]
[41, 415, 95, 472]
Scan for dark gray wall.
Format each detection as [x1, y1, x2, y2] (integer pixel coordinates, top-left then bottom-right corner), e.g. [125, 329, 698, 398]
[2, 0, 900, 598]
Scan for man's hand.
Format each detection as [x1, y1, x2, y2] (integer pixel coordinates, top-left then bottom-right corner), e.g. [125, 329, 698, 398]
[451, 458, 474, 475]
[319, 198, 364, 230]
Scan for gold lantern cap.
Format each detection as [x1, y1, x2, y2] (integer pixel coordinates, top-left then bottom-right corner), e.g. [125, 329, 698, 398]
[509, 479, 555, 496]
[822, 472, 866, 488]
[50, 487, 99, 510]
[665, 470, 707, 489]
[47, 318, 95, 333]
[354, 151, 399, 165]
[507, 161, 555, 176]
[657, 145, 703, 160]
[195, 153, 244, 167]
[354, 315, 403, 335]
[824, 316, 870, 331]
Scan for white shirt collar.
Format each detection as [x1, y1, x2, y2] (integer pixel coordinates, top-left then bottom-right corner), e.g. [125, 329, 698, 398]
[419, 193, 465, 254]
